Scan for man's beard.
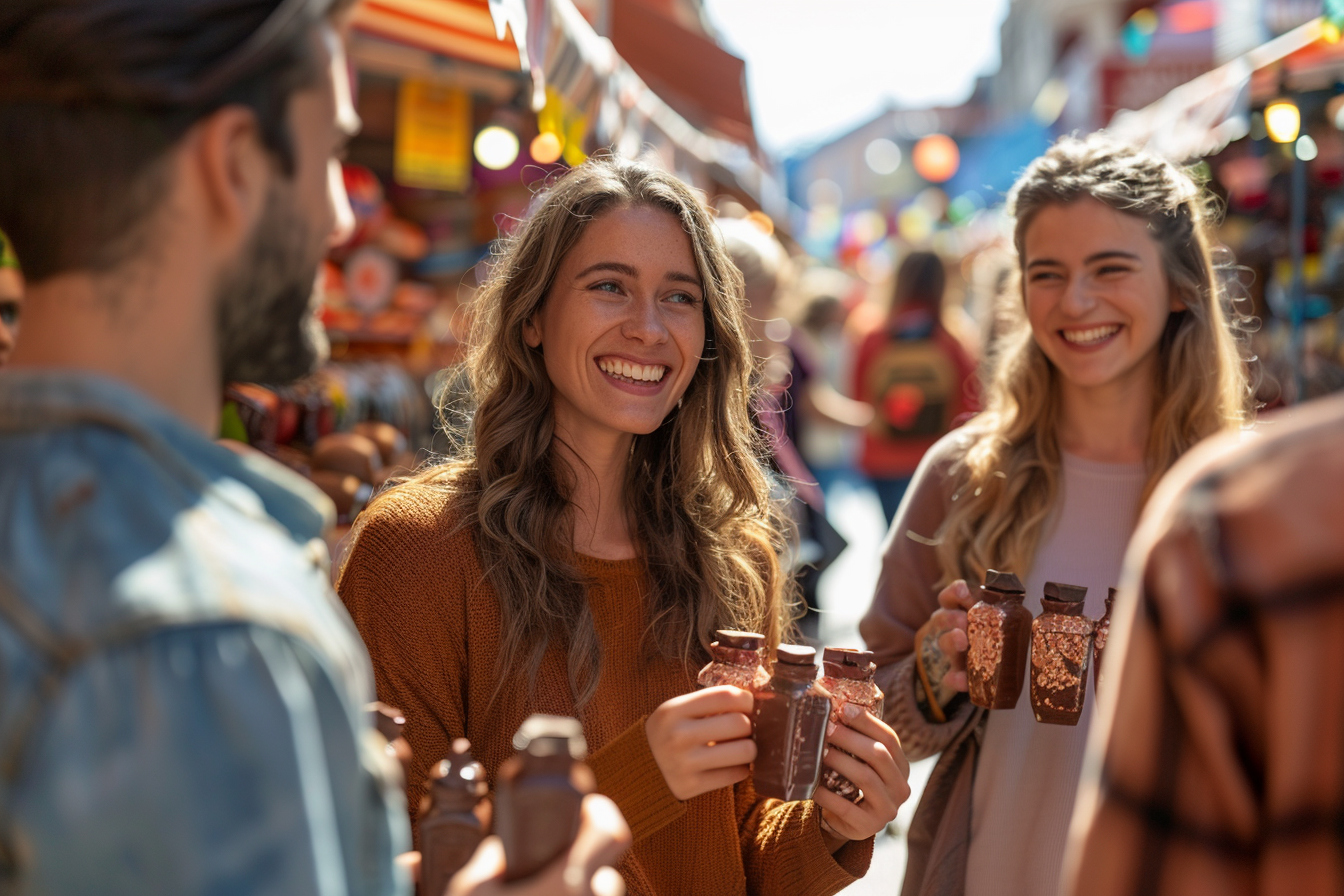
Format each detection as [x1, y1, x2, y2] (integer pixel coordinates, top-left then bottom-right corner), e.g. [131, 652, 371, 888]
[216, 185, 330, 386]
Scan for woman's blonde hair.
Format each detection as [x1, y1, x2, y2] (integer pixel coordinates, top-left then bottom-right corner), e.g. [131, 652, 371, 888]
[934, 134, 1251, 586]
[378, 156, 791, 708]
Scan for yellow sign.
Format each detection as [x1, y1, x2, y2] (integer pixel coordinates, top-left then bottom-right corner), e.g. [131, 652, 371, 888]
[395, 79, 471, 192]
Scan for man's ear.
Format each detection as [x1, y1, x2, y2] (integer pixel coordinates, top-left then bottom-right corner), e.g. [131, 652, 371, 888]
[191, 106, 272, 254]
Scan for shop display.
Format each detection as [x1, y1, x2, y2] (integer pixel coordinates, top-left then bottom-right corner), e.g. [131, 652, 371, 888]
[752, 644, 832, 802]
[420, 739, 491, 896]
[1030, 582, 1094, 726]
[819, 648, 884, 802]
[697, 629, 771, 691]
[495, 715, 595, 882]
[966, 569, 1032, 710]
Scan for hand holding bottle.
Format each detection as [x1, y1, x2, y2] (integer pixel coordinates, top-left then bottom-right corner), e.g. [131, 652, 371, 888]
[645, 685, 756, 800]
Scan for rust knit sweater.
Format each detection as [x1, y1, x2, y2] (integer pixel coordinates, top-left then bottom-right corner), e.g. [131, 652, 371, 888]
[337, 483, 872, 896]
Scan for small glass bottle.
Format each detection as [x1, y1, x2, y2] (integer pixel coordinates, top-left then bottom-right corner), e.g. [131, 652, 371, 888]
[819, 647, 884, 802]
[495, 714, 596, 882]
[419, 738, 490, 896]
[752, 644, 833, 802]
[966, 569, 1033, 710]
[697, 629, 771, 691]
[367, 701, 413, 780]
[1092, 587, 1117, 694]
[1030, 582, 1095, 726]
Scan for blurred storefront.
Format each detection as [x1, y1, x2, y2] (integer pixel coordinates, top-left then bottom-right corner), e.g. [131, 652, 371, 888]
[1109, 14, 1344, 404]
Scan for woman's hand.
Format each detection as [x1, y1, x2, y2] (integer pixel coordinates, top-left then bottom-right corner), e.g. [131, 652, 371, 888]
[916, 579, 976, 696]
[645, 686, 757, 801]
[812, 706, 911, 846]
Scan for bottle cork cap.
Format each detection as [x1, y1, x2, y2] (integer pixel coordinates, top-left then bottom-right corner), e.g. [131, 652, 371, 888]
[512, 714, 588, 760]
[432, 738, 488, 798]
[715, 630, 765, 651]
[1043, 581, 1088, 603]
[1106, 587, 1117, 608]
[822, 647, 874, 668]
[983, 569, 1025, 595]
[775, 644, 817, 666]
[367, 702, 405, 742]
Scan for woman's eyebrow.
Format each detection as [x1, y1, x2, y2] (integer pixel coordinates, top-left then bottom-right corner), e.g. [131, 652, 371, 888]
[1026, 250, 1142, 270]
[574, 261, 637, 279]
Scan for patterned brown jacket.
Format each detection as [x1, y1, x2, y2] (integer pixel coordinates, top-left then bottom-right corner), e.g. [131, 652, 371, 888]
[1065, 394, 1344, 896]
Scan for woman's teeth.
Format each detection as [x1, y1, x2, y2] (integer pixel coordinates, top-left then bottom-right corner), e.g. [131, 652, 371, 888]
[598, 358, 667, 383]
[1062, 325, 1120, 345]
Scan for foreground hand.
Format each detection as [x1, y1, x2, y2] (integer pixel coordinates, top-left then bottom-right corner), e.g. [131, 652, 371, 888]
[646, 686, 757, 801]
[813, 706, 911, 845]
[445, 793, 631, 896]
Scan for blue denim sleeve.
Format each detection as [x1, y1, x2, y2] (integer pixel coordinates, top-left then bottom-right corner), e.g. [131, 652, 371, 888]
[10, 622, 409, 896]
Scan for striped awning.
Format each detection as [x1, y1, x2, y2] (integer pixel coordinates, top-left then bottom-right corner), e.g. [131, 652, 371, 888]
[351, 0, 521, 71]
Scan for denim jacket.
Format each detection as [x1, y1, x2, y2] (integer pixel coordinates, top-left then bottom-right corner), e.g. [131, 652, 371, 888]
[0, 372, 408, 895]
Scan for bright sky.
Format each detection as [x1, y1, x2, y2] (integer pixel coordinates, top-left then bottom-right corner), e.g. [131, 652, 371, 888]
[702, 0, 1013, 156]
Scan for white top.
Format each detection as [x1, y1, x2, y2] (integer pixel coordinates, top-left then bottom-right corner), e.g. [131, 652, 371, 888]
[965, 452, 1147, 896]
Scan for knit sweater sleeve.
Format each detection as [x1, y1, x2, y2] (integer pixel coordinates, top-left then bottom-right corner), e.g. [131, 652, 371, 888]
[587, 715, 687, 843]
[859, 431, 979, 761]
[336, 486, 469, 838]
[735, 776, 873, 895]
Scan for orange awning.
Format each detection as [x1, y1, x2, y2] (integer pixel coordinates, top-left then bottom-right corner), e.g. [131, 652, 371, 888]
[351, 0, 521, 71]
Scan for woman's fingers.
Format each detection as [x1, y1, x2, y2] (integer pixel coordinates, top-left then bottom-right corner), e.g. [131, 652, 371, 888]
[936, 579, 974, 611]
[929, 607, 968, 634]
[662, 685, 755, 719]
[677, 710, 753, 749]
[688, 734, 757, 771]
[834, 707, 909, 778]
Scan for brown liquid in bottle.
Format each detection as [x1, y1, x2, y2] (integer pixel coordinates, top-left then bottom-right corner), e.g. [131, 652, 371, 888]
[1092, 587, 1117, 694]
[419, 738, 490, 896]
[819, 647, 884, 802]
[1030, 582, 1095, 725]
[368, 702, 413, 781]
[697, 629, 771, 692]
[495, 714, 596, 882]
[966, 569, 1033, 710]
[752, 644, 832, 802]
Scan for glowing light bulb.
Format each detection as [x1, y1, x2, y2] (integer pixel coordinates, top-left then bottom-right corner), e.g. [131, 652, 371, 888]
[529, 131, 563, 164]
[1264, 100, 1301, 144]
[474, 125, 519, 170]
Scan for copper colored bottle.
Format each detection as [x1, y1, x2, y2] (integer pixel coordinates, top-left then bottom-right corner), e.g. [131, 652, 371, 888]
[819, 647, 884, 802]
[419, 739, 490, 896]
[368, 701, 413, 781]
[752, 644, 832, 802]
[697, 629, 771, 691]
[1093, 588, 1117, 694]
[496, 715, 596, 882]
[1030, 582, 1095, 726]
[966, 570, 1033, 710]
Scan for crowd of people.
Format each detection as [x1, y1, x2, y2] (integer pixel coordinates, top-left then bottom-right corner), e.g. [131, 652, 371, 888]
[2, 2, 1343, 896]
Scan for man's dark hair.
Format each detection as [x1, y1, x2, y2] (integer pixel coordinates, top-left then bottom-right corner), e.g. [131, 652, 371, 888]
[0, 0, 353, 282]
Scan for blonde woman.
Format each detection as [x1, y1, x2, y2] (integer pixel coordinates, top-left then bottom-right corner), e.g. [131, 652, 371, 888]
[339, 157, 910, 896]
[859, 135, 1249, 896]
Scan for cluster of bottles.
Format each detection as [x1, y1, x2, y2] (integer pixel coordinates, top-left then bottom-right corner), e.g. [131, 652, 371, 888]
[372, 706, 593, 896]
[965, 570, 1117, 726]
[696, 631, 885, 803]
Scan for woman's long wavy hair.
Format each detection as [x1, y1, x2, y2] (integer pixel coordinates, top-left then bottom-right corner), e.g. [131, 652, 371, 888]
[384, 156, 792, 709]
[933, 134, 1251, 586]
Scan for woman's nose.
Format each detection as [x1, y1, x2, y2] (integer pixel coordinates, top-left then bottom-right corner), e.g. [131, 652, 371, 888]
[622, 297, 670, 343]
[1060, 273, 1098, 316]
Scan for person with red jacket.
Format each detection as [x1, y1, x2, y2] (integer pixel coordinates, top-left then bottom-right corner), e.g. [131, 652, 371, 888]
[852, 252, 977, 524]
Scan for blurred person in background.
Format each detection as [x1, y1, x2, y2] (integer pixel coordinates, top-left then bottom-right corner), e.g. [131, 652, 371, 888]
[720, 218, 872, 639]
[0, 229, 21, 366]
[0, 2, 630, 893]
[852, 251, 977, 526]
[860, 135, 1251, 896]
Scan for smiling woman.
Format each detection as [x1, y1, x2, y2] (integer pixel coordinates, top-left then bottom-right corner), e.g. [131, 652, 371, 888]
[859, 134, 1253, 896]
[337, 155, 910, 896]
